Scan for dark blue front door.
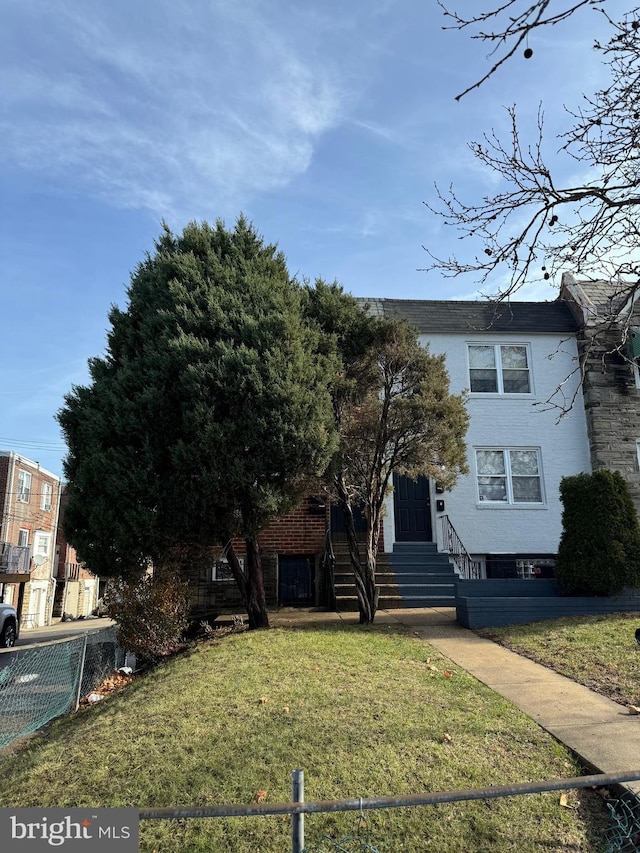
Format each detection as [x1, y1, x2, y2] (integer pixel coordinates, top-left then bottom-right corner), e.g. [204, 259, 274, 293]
[278, 556, 315, 606]
[393, 474, 432, 541]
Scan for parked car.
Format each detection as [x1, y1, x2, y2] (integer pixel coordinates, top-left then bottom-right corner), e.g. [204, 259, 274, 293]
[0, 603, 19, 647]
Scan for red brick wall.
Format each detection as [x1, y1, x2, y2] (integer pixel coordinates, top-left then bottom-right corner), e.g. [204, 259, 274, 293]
[1, 455, 60, 547]
[230, 497, 327, 557]
[0, 455, 9, 538]
[55, 491, 95, 580]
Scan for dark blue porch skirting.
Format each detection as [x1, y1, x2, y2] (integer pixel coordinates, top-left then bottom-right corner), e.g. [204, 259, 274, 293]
[456, 579, 640, 628]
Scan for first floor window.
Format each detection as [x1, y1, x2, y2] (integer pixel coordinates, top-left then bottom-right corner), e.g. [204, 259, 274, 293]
[17, 529, 29, 547]
[476, 448, 543, 504]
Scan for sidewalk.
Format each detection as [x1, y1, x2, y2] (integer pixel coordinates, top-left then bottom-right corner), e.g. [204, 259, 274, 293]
[271, 606, 640, 797]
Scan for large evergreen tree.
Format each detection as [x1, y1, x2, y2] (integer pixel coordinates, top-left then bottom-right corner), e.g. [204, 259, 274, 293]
[58, 218, 336, 628]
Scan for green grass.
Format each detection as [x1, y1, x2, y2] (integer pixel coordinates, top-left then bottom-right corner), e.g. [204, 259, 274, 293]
[0, 624, 609, 852]
[478, 612, 640, 707]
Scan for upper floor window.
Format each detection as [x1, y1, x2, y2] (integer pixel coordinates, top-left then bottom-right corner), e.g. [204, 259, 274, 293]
[40, 482, 53, 511]
[17, 470, 31, 503]
[476, 448, 543, 504]
[468, 344, 531, 394]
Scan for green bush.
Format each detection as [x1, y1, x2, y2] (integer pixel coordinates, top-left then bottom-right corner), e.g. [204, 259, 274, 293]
[104, 572, 190, 664]
[556, 469, 640, 595]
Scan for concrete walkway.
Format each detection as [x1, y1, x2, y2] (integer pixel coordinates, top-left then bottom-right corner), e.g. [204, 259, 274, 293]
[271, 606, 640, 797]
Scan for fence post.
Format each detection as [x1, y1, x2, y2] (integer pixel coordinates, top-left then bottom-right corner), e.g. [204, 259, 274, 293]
[74, 634, 89, 711]
[291, 769, 304, 853]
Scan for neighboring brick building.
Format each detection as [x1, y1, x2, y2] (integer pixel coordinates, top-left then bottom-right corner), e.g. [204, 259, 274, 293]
[0, 451, 61, 628]
[52, 487, 101, 620]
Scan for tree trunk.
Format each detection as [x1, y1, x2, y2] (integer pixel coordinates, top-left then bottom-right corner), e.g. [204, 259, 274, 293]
[244, 538, 270, 629]
[224, 540, 270, 630]
[335, 474, 376, 624]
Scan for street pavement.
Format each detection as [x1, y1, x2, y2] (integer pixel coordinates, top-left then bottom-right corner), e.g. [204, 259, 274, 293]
[6, 617, 116, 650]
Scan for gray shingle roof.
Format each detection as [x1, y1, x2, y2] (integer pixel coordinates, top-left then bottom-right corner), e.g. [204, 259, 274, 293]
[560, 274, 634, 319]
[357, 298, 579, 334]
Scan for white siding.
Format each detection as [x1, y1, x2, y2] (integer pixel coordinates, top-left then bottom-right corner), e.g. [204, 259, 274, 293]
[383, 331, 591, 556]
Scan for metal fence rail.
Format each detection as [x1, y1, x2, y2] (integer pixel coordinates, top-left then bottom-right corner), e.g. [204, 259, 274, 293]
[139, 768, 640, 853]
[0, 627, 125, 749]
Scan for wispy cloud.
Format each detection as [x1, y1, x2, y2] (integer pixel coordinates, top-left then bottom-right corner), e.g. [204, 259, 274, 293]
[0, 0, 349, 220]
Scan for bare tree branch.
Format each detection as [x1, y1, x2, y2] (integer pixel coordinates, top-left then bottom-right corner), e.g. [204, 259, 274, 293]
[425, 9, 640, 305]
[439, 0, 606, 99]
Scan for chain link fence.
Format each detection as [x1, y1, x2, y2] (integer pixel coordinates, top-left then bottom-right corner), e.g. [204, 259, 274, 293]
[0, 627, 125, 749]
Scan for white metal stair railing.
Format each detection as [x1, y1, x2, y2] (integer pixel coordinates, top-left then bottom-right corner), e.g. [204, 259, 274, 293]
[439, 515, 481, 580]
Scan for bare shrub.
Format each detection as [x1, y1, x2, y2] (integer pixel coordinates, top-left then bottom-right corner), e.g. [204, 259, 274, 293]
[104, 572, 190, 664]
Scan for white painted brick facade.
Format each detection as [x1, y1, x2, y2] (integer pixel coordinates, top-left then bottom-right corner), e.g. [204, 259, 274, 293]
[383, 331, 591, 557]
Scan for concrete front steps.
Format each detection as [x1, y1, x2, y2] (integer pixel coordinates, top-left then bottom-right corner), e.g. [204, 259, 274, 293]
[333, 541, 457, 611]
[333, 544, 402, 611]
[390, 542, 456, 607]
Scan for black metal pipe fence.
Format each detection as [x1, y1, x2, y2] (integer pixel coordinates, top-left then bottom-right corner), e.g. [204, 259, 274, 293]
[139, 768, 640, 853]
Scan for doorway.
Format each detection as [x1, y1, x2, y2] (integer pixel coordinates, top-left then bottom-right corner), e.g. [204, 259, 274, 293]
[393, 474, 432, 541]
[278, 555, 315, 606]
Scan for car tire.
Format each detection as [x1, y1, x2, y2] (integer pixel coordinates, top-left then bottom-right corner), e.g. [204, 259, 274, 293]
[0, 620, 17, 648]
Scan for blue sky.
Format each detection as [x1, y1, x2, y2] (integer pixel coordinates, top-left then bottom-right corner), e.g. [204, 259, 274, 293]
[0, 0, 622, 477]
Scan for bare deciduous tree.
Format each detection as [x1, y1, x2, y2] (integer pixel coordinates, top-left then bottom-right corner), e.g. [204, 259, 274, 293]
[427, 6, 640, 305]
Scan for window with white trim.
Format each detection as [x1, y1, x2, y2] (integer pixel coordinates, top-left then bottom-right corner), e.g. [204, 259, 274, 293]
[17, 529, 29, 547]
[468, 344, 531, 394]
[476, 448, 544, 504]
[17, 470, 31, 503]
[33, 532, 51, 560]
[40, 482, 53, 511]
[211, 557, 244, 581]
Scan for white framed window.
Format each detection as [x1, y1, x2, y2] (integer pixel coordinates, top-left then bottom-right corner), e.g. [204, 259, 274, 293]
[212, 557, 244, 581]
[468, 344, 532, 394]
[33, 532, 51, 560]
[475, 448, 544, 504]
[17, 470, 31, 503]
[40, 482, 53, 511]
[17, 529, 29, 547]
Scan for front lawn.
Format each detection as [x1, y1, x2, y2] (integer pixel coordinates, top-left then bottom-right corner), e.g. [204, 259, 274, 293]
[0, 624, 608, 852]
[479, 613, 640, 707]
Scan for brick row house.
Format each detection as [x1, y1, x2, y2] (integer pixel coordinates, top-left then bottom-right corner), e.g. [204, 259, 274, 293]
[191, 282, 640, 614]
[52, 488, 102, 621]
[0, 451, 100, 628]
[8, 282, 636, 621]
[192, 294, 597, 614]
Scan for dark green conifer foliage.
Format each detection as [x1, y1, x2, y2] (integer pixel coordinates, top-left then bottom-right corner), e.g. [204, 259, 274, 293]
[556, 470, 640, 596]
[58, 218, 336, 628]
